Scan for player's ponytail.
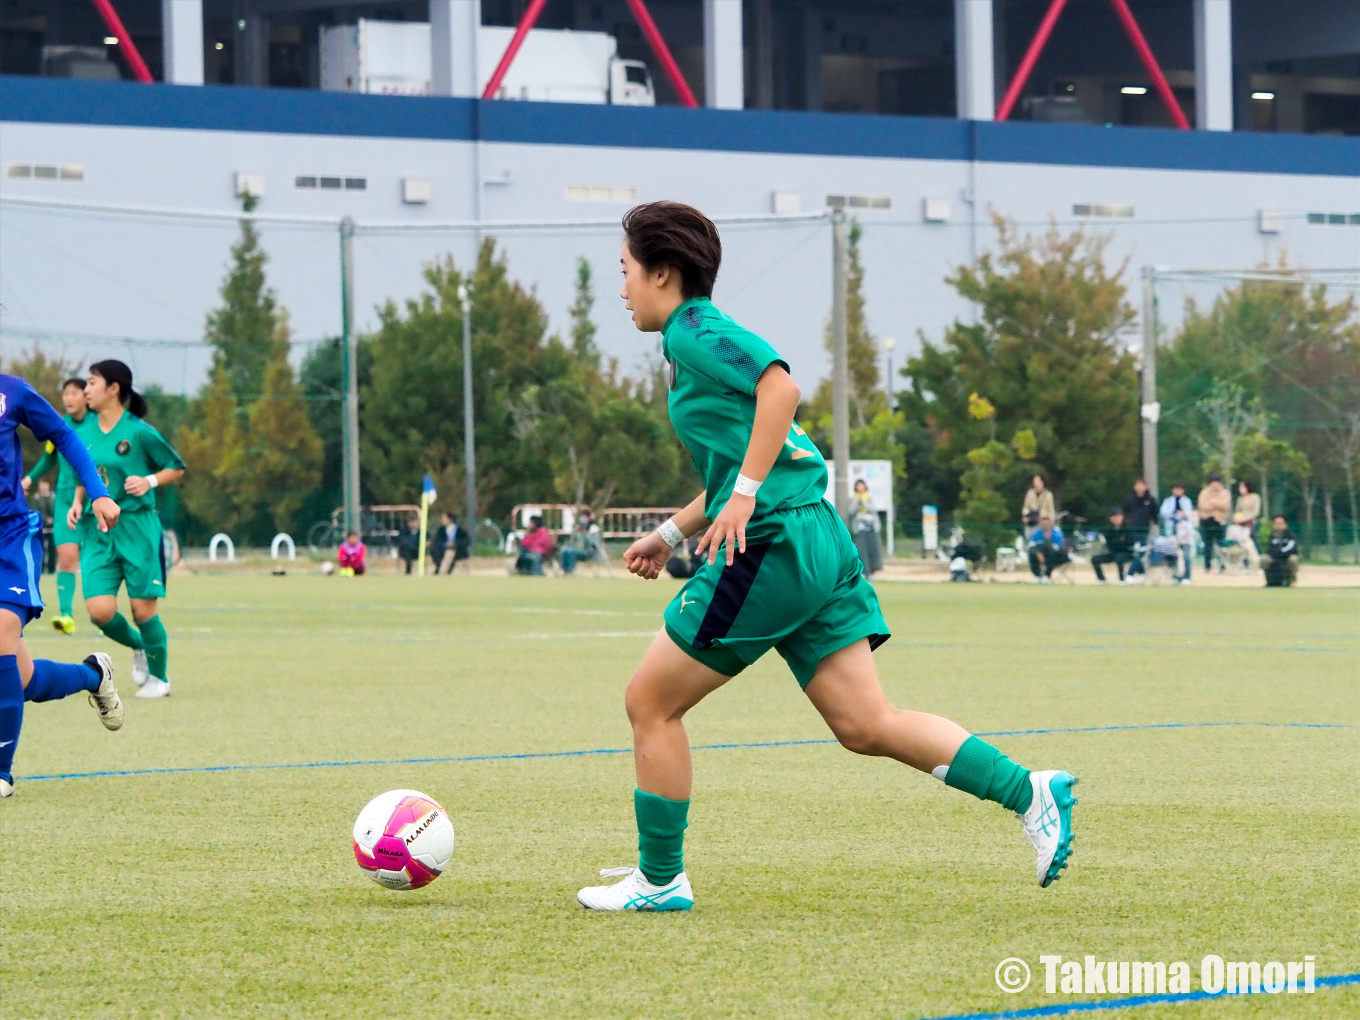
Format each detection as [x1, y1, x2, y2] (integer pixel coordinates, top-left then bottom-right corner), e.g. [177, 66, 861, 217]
[89, 359, 148, 418]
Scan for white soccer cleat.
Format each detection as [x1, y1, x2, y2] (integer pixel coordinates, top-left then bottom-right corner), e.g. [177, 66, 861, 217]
[135, 677, 171, 700]
[1020, 770, 1079, 888]
[577, 867, 693, 912]
[84, 653, 124, 731]
[0, 777, 12, 798]
[131, 649, 150, 687]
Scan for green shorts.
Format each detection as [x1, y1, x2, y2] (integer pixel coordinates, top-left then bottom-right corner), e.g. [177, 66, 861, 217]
[79, 509, 167, 600]
[663, 499, 890, 688]
[52, 490, 78, 546]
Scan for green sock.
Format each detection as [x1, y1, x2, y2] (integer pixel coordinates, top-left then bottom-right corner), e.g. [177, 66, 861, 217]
[136, 615, 168, 680]
[944, 735, 1033, 813]
[635, 788, 689, 886]
[96, 612, 144, 651]
[55, 572, 76, 617]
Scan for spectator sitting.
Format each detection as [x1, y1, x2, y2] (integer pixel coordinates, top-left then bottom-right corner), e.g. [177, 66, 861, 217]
[1027, 515, 1067, 583]
[1122, 477, 1159, 540]
[1021, 474, 1056, 536]
[436, 512, 471, 574]
[397, 516, 422, 575]
[1197, 474, 1231, 572]
[516, 515, 555, 575]
[1262, 515, 1299, 588]
[1091, 508, 1142, 584]
[337, 530, 367, 577]
[1159, 482, 1195, 584]
[1231, 480, 1262, 571]
[666, 535, 700, 579]
[560, 509, 604, 575]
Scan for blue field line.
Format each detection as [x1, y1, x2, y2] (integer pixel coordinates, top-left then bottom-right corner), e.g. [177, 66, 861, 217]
[16, 721, 1353, 784]
[903, 972, 1360, 1020]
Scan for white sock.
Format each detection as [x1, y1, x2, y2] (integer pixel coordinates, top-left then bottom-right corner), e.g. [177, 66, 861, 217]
[931, 765, 949, 782]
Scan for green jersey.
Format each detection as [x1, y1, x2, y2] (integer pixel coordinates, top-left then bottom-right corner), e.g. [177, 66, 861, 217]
[79, 410, 185, 513]
[25, 412, 91, 498]
[662, 297, 827, 520]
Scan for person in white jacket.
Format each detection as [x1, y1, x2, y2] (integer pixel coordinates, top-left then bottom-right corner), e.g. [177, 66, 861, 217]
[1159, 483, 1195, 584]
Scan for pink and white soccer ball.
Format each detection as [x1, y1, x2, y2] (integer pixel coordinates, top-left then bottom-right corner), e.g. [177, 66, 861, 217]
[352, 789, 455, 890]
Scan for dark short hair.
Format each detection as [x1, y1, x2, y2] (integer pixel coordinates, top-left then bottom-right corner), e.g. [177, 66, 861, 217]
[1110, 508, 1124, 516]
[622, 201, 722, 299]
[62, 377, 86, 391]
[1172, 481, 1185, 490]
[530, 515, 543, 527]
[89, 359, 148, 418]
[345, 530, 359, 539]
[1208, 473, 1222, 483]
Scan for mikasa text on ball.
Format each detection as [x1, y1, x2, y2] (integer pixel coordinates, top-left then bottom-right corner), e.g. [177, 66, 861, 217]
[352, 789, 455, 890]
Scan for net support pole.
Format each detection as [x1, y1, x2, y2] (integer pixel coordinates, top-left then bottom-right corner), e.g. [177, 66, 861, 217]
[1140, 266, 1160, 497]
[340, 217, 361, 537]
[459, 282, 478, 547]
[831, 208, 850, 522]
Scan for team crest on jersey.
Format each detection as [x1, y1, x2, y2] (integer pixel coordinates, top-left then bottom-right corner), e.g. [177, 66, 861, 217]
[116, 440, 131, 455]
[0, 393, 6, 417]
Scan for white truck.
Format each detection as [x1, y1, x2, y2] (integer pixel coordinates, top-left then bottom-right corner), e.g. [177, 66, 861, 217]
[320, 20, 655, 106]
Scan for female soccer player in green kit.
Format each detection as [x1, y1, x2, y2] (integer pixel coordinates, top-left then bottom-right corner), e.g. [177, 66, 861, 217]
[576, 203, 1078, 912]
[22, 378, 91, 635]
[69, 361, 185, 700]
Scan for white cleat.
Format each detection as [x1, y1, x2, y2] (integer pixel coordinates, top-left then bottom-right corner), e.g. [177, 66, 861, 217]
[577, 867, 694, 912]
[131, 649, 150, 687]
[135, 677, 171, 700]
[1020, 770, 1079, 888]
[0, 777, 12, 798]
[84, 653, 124, 731]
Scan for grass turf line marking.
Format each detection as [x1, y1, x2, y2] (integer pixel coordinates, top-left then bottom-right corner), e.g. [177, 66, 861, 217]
[17, 721, 1354, 784]
[903, 971, 1360, 1020]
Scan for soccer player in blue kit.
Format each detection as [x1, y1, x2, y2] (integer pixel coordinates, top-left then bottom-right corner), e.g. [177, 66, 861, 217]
[0, 373, 125, 799]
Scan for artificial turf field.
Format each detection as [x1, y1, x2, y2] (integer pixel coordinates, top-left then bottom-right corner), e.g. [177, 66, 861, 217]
[2, 573, 1356, 1020]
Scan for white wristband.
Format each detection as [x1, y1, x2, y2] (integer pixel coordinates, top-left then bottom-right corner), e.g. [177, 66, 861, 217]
[733, 473, 762, 498]
[657, 518, 685, 548]
[145, 474, 159, 489]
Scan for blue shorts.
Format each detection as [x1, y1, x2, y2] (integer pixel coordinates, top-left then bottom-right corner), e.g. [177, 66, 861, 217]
[0, 512, 45, 627]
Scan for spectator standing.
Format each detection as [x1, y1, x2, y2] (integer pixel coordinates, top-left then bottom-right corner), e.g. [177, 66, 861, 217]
[396, 516, 421, 575]
[1231, 480, 1262, 571]
[516, 515, 555, 575]
[850, 479, 884, 577]
[337, 531, 366, 576]
[1197, 474, 1231, 572]
[1091, 508, 1142, 584]
[1159, 483, 1195, 584]
[1262, 515, 1300, 587]
[428, 511, 449, 571]
[28, 477, 57, 573]
[1027, 516, 1068, 582]
[1122, 478, 1159, 541]
[1021, 475, 1055, 536]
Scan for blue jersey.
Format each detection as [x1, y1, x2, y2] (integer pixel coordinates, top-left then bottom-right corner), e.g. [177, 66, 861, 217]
[0, 374, 109, 522]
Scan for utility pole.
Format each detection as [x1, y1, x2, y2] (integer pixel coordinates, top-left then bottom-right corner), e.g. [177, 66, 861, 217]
[831, 208, 850, 521]
[458, 281, 477, 547]
[339, 217, 361, 537]
[1140, 266, 1160, 496]
[882, 335, 896, 411]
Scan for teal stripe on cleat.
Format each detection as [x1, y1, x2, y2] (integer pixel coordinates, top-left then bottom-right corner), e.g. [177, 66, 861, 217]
[1042, 773, 1078, 888]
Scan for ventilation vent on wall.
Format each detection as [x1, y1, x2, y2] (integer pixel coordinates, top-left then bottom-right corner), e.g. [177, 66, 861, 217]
[566, 185, 637, 203]
[1307, 212, 1360, 226]
[827, 194, 891, 210]
[6, 163, 84, 182]
[296, 175, 367, 191]
[1073, 203, 1134, 218]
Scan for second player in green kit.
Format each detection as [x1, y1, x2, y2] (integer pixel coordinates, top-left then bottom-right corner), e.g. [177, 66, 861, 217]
[576, 202, 1079, 913]
[70, 361, 185, 699]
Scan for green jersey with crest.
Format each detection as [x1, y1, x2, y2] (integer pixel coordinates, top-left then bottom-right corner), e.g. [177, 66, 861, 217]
[662, 297, 826, 520]
[78, 410, 185, 513]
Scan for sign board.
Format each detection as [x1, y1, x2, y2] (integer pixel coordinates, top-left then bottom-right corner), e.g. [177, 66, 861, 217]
[824, 459, 895, 555]
[922, 504, 938, 554]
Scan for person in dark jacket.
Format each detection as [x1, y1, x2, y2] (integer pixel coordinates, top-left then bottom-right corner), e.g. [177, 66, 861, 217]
[1262, 515, 1299, 587]
[1121, 478, 1158, 539]
[1090, 508, 1142, 583]
[396, 516, 422, 575]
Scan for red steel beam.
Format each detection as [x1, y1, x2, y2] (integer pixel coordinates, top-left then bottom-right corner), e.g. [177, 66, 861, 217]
[481, 0, 551, 99]
[995, 0, 1067, 122]
[1107, 0, 1190, 129]
[623, 0, 698, 108]
[89, 0, 153, 83]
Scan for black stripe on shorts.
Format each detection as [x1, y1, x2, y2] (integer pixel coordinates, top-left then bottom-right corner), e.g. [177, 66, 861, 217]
[693, 541, 772, 649]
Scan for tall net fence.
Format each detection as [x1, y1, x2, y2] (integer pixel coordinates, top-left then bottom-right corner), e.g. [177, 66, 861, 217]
[1149, 268, 1360, 561]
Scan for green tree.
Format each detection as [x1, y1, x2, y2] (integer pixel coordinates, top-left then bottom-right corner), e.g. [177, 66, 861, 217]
[177, 366, 249, 539]
[204, 196, 278, 409]
[4, 346, 78, 471]
[568, 257, 600, 367]
[902, 217, 1138, 520]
